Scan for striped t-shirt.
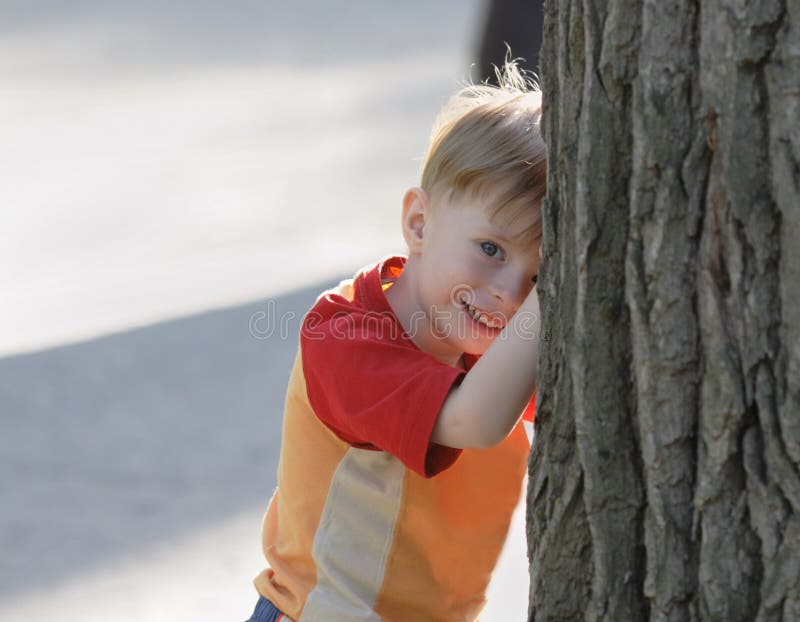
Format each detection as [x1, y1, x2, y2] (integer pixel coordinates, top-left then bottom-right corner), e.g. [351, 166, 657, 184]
[254, 256, 534, 621]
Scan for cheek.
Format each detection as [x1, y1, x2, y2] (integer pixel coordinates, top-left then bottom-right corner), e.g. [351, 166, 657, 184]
[444, 257, 493, 301]
[460, 255, 493, 282]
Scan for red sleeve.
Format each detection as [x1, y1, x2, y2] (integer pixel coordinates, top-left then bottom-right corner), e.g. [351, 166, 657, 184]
[301, 309, 464, 478]
[522, 392, 536, 423]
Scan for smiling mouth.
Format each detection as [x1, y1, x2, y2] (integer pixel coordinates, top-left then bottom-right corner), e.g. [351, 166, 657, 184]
[459, 297, 505, 329]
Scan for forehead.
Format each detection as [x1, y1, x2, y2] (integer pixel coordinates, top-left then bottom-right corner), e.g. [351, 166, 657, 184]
[487, 204, 541, 245]
[438, 189, 542, 250]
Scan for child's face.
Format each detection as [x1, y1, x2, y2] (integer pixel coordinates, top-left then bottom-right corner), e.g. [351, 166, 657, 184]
[412, 190, 541, 360]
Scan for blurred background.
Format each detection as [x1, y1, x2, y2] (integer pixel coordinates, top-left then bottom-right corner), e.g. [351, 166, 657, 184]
[0, 2, 541, 620]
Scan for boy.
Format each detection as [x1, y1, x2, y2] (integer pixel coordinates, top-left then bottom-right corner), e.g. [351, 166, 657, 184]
[248, 61, 545, 622]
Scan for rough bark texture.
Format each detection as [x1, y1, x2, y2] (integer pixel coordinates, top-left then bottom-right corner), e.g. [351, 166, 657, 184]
[528, 1, 799, 620]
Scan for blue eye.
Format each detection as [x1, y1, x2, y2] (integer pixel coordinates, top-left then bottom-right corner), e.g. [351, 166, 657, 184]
[481, 241, 500, 257]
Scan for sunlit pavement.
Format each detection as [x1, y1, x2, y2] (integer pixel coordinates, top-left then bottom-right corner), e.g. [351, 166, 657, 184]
[0, 2, 528, 620]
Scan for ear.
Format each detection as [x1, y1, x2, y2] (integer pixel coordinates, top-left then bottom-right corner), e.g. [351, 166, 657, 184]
[400, 187, 429, 254]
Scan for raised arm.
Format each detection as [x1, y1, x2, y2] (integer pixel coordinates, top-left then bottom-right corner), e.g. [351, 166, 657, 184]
[431, 287, 540, 449]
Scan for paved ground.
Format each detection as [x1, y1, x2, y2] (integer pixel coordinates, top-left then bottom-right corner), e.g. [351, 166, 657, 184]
[0, 2, 529, 620]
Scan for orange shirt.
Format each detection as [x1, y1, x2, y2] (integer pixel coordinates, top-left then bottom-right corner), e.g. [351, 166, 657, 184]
[254, 257, 533, 622]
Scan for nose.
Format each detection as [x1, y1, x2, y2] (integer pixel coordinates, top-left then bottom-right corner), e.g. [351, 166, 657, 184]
[489, 267, 532, 313]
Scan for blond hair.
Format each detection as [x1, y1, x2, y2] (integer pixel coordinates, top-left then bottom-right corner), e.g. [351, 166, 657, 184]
[420, 60, 545, 239]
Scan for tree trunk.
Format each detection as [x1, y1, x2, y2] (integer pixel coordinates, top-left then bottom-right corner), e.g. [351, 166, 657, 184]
[528, 1, 799, 620]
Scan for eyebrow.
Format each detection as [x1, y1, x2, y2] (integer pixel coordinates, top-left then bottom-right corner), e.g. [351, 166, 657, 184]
[482, 226, 533, 246]
[484, 229, 511, 243]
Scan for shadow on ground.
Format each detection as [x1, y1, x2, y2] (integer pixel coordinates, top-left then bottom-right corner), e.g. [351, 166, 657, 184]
[0, 277, 342, 598]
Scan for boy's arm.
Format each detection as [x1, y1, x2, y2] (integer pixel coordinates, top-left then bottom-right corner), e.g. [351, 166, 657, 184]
[431, 287, 540, 449]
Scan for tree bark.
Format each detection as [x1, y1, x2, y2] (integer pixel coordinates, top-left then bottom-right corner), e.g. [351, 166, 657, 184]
[528, 1, 799, 620]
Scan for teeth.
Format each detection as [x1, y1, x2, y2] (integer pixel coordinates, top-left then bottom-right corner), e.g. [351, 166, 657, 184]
[465, 302, 503, 329]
